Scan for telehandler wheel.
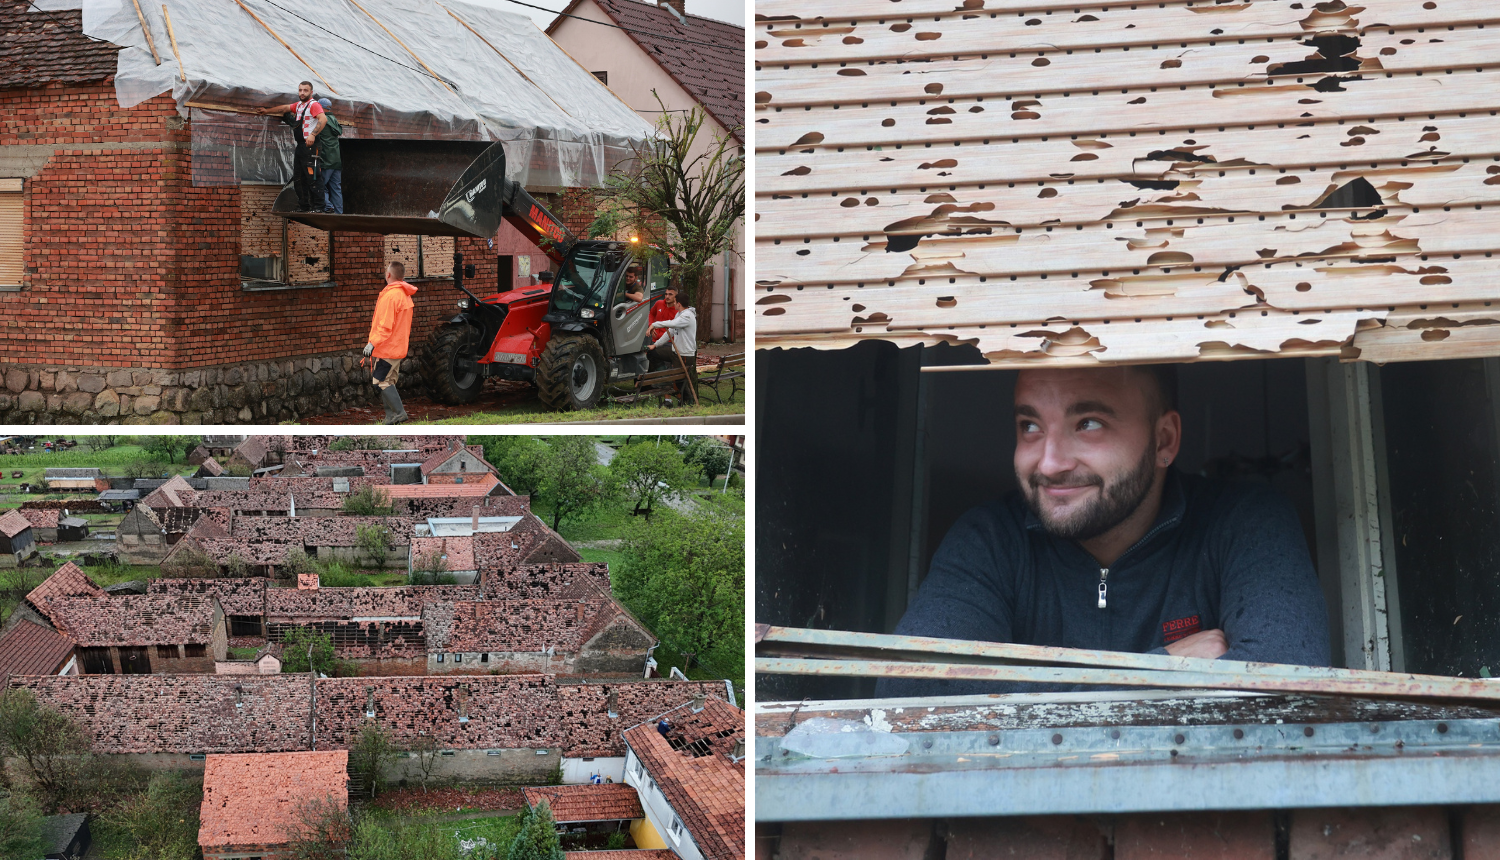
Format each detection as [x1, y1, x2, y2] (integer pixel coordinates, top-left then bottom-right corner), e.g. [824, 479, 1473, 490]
[421, 323, 485, 405]
[536, 333, 606, 411]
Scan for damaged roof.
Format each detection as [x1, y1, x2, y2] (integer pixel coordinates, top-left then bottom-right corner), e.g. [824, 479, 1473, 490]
[46, 594, 219, 647]
[25, 562, 106, 624]
[522, 783, 645, 822]
[753, 0, 1500, 366]
[0, 508, 32, 538]
[421, 599, 630, 652]
[149, 577, 269, 616]
[199, 751, 348, 848]
[624, 696, 745, 860]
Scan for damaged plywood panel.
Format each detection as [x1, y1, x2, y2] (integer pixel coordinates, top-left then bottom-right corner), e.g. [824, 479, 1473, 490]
[755, 0, 1500, 365]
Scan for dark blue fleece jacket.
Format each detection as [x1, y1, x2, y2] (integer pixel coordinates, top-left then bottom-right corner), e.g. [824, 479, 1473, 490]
[876, 471, 1330, 697]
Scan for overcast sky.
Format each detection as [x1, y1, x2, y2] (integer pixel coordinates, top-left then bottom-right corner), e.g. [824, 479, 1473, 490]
[467, 0, 745, 32]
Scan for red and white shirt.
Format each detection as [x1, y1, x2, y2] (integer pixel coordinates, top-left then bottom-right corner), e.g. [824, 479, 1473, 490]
[284, 98, 324, 138]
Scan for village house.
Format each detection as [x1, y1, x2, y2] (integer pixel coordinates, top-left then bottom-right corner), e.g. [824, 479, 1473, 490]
[419, 442, 505, 486]
[15, 506, 58, 542]
[213, 643, 281, 676]
[163, 513, 421, 575]
[117, 503, 214, 563]
[11, 673, 729, 786]
[422, 598, 655, 676]
[198, 750, 348, 860]
[45, 594, 228, 674]
[189, 436, 248, 464]
[193, 457, 225, 479]
[622, 696, 744, 860]
[149, 578, 271, 637]
[0, 619, 77, 676]
[546, 0, 745, 341]
[0, 508, 34, 561]
[6, 562, 105, 631]
[43, 468, 101, 490]
[522, 783, 646, 840]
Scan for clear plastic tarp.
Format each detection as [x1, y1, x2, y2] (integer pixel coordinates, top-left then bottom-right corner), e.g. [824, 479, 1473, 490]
[33, 0, 657, 189]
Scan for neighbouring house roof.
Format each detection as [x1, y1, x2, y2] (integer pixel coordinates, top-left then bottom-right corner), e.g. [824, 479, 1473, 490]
[410, 536, 475, 571]
[423, 515, 523, 537]
[231, 437, 270, 469]
[149, 578, 269, 616]
[422, 599, 619, 653]
[419, 444, 500, 476]
[523, 783, 645, 823]
[204, 435, 248, 448]
[265, 585, 483, 620]
[548, 0, 744, 142]
[0, 509, 32, 538]
[378, 472, 501, 499]
[25, 562, 106, 625]
[197, 458, 226, 477]
[141, 475, 199, 509]
[43, 468, 101, 479]
[0, 620, 75, 676]
[46, 595, 220, 647]
[38, 812, 89, 857]
[481, 561, 608, 600]
[165, 514, 421, 567]
[58, 516, 87, 529]
[198, 476, 380, 513]
[199, 751, 349, 848]
[624, 697, 745, 860]
[97, 489, 141, 501]
[17, 507, 59, 529]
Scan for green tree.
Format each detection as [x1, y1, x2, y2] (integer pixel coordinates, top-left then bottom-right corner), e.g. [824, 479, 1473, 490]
[279, 546, 317, 581]
[475, 435, 549, 499]
[0, 795, 46, 860]
[0, 687, 92, 811]
[125, 459, 165, 479]
[280, 627, 337, 676]
[355, 523, 392, 569]
[347, 722, 398, 801]
[540, 436, 613, 533]
[506, 800, 564, 860]
[682, 436, 731, 484]
[342, 485, 393, 516]
[611, 439, 695, 517]
[286, 795, 353, 860]
[408, 550, 454, 586]
[98, 771, 202, 860]
[142, 435, 191, 464]
[615, 506, 744, 679]
[161, 541, 220, 579]
[589, 94, 744, 308]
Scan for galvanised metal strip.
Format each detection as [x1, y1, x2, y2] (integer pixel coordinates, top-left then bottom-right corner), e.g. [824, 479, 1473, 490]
[756, 626, 1500, 702]
[756, 717, 1500, 820]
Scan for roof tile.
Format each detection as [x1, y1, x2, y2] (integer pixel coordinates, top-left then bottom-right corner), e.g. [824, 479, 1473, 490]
[523, 783, 645, 823]
[0, 620, 75, 676]
[624, 698, 745, 860]
[199, 750, 348, 847]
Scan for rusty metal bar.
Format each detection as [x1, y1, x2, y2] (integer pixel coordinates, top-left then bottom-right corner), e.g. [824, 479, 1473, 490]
[756, 626, 1500, 702]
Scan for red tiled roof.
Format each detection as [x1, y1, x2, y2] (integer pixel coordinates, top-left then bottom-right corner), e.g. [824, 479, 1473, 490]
[148, 578, 269, 617]
[563, 852, 678, 860]
[17, 508, 59, 529]
[378, 472, 501, 498]
[199, 751, 348, 848]
[411, 536, 475, 571]
[422, 599, 621, 652]
[47, 594, 219, 647]
[624, 698, 745, 860]
[142, 475, 199, 510]
[0, 508, 32, 538]
[550, 0, 744, 142]
[524, 784, 644, 823]
[231, 437, 270, 469]
[25, 563, 105, 625]
[0, 1, 121, 89]
[0, 620, 75, 676]
[197, 458, 226, 477]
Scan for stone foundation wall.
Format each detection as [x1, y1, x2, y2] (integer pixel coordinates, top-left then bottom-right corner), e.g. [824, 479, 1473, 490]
[0, 353, 422, 425]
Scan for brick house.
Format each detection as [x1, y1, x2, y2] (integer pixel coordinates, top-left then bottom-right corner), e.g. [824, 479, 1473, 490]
[546, 0, 745, 342]
[46, 594, 227, 674]
[198, 750, 348, 860]
[420, 442, 503, 485]
[622, 696, 744, 860]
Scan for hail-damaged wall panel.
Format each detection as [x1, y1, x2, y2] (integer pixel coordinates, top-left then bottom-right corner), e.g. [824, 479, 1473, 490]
[755, 0, 1500, 366]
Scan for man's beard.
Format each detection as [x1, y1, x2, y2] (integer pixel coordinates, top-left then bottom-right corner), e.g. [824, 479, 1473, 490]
[1021, 442, 1158, 541]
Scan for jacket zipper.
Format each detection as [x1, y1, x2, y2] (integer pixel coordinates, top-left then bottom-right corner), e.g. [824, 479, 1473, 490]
[1093, 514, 1181, 612]
[1097, 568, 1109, 609]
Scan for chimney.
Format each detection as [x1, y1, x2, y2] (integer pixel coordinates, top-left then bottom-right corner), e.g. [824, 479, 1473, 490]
[731, 737, 745, 760]
[471, 506, 480, 532]
[691, 693, 705, 713]
[657, 0, 686, 22]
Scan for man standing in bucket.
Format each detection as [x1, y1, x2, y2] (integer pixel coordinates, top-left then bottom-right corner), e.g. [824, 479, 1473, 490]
[365, 261, 417, 424]
[257, 81, 325, 212]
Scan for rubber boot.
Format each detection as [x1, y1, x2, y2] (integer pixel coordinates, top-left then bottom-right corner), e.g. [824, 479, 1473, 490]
[380, 385, 409, 425]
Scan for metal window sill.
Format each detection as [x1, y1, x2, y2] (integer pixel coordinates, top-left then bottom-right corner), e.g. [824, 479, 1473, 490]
[0, 284, 21, 292]
[241, 279, 338, 292]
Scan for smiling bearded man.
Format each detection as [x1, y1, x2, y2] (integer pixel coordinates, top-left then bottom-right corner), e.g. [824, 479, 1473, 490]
[876, 365, 1330, 697]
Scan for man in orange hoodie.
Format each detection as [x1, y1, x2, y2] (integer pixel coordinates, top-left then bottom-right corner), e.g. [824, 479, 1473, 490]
[364, 261, 418, 424]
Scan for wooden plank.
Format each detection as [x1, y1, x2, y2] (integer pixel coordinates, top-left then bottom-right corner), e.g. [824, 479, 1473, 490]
[162, 3, 184, 83]
[346, 0, 455, 95]
[229, 0, 338, 95]
[756, 69, 1500, 150]
[130, 0, 162, 66]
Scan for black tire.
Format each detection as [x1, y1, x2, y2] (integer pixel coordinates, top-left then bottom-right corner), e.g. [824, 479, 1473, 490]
[421, 323, 485, 405]
[536, 333, 606, 411]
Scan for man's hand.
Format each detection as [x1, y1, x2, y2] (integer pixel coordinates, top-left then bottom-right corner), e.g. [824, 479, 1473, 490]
[1164, 628, 1228, 659]
[362, 343, 374, 357]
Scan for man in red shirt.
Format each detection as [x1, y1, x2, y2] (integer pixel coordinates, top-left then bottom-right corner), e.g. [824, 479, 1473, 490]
[258, 81, 326, 212]
[649, 285, 679, 328]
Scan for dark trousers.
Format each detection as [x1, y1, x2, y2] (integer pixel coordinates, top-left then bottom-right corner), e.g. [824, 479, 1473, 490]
[293, 139, 324, 211]
[649, 343, 698, 399]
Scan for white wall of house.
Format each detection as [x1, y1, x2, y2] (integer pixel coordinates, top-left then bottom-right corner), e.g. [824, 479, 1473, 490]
[549, 0, 744, 340]
[624, 745, 705, 860]
[562, 755, 626, 784]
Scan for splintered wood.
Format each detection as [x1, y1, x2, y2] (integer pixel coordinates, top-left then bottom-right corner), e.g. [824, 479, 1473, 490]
[754, 0, 1500, 365]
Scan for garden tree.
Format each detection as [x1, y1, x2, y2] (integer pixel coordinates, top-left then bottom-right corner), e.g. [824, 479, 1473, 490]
[83, 434, 118, 450]
[355, 523, 392, 569]
[540, 436, 613, 533]
[224, 552, 251, 578]
[98, 772, 202, 860]
[286, 795, 354, 860]
[475, 435, 548, 499]
[407, 731, 440, 793]
[279, 547, 317, 582]
[408, 550, 452, 586]
[161, 542, 221, 579]
[507, 800, 564, 860]
[0, 567, 43, 627]
[124, 459, 164, 479]
[682, 436, 732, 484]
[280, 627, 337, 676]
[143, 435, 192, 464]
[615, 506, 745, 678]
[0, 688, 92, 812]
[0, 794, 45, 859]
[342, 485, 393, 516]
[347, 722, 398, 800]
[590, 94, 745, 308]
[610, 439, 696, 517]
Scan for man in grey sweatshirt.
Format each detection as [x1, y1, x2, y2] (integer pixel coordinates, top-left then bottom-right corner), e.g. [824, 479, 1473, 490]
[877, 364, 1330, 698]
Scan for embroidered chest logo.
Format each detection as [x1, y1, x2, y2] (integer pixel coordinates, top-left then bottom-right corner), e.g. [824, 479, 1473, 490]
[1162, 614, 1202, 644]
